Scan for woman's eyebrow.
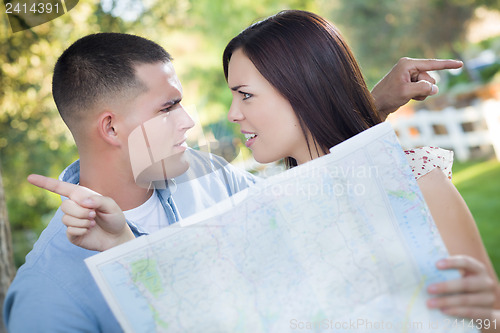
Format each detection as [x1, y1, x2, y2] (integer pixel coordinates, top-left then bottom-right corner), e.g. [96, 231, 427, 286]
[230, 85, 248, 91]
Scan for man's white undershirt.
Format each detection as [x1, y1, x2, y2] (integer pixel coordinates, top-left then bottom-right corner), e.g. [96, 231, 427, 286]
[123, 191, 169, 233]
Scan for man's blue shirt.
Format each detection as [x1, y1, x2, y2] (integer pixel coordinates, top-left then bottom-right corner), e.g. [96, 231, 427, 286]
[3, 149, 257, 332]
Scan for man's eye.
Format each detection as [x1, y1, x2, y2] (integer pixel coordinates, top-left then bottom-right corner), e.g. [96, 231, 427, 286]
[160, 103, 180, 113]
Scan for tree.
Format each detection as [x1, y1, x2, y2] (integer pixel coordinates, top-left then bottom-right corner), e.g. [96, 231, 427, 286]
[0, 1, 142, 267]
[0, 0, 332, 269]
[330, 0, 500, 87]
[0, 164, 15, 333]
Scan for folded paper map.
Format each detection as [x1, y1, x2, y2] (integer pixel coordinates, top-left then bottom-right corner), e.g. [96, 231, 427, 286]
[85, 122, 477, 332]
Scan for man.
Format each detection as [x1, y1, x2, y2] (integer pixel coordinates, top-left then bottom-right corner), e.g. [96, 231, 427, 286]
[4, 33, 260, 332]
[3, 32, 462, 332]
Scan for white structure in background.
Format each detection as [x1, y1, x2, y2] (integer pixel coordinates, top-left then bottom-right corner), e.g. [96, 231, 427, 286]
[388, 99, 500, 161]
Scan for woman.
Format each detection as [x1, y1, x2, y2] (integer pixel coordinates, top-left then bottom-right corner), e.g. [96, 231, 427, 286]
[221, 10, 499, 320]
[30, 10, 499, 326]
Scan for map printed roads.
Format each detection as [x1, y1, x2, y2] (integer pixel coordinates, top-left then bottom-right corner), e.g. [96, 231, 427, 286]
[86, 123, 477, 333]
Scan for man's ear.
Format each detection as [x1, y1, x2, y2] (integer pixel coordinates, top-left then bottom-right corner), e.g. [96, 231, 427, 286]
[97, 111, 121, 147]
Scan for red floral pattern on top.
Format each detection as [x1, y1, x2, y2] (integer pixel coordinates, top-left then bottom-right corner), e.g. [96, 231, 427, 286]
[404, 147, 453, 180]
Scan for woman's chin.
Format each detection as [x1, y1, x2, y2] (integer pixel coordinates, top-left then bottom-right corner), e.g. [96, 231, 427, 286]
[253, 152, 282, 164]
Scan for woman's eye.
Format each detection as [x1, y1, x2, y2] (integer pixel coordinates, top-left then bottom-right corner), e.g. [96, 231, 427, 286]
[242, 93, 252, 100]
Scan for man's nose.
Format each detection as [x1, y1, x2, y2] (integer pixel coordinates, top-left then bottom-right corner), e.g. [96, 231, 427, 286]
[177, 105, 195, 130]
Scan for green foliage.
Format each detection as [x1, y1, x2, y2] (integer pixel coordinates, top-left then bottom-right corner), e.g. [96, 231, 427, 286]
[0, 1, 138, 266]
[329, 0, 500, 88]
[2, 0, 499, 269]
[453, 159, 500, 277]
[479, 62, 500, 81]
[0, 0, 325, 267]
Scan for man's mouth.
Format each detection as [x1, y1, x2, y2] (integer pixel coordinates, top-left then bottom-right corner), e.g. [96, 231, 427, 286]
[174, 138, 187, 147]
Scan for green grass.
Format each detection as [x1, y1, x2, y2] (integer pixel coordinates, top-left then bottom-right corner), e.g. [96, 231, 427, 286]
[452, 159, 500, 277]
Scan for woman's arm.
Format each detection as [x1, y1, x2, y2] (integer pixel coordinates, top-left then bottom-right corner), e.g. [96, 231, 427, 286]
[417, 168, 500, 308]
[427, 256, 498, 332]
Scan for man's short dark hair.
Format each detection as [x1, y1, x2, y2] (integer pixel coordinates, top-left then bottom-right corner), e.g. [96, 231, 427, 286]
[52, 33, 172, 128]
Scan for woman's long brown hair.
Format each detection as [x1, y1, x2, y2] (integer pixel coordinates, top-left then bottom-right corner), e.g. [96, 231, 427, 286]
[223, 10, 381, 168]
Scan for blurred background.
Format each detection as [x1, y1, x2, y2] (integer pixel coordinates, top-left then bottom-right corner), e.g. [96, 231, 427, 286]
[1, 0, 499, 279]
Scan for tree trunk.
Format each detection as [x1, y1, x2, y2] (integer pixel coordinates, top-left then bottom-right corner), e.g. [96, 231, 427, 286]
[448, 41, 482, 83]
[0, 165, 15, 333]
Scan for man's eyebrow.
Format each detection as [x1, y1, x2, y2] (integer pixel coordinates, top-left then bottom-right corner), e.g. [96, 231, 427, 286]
[230, 85, 247, 91]
[161, 98, 182, 107]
